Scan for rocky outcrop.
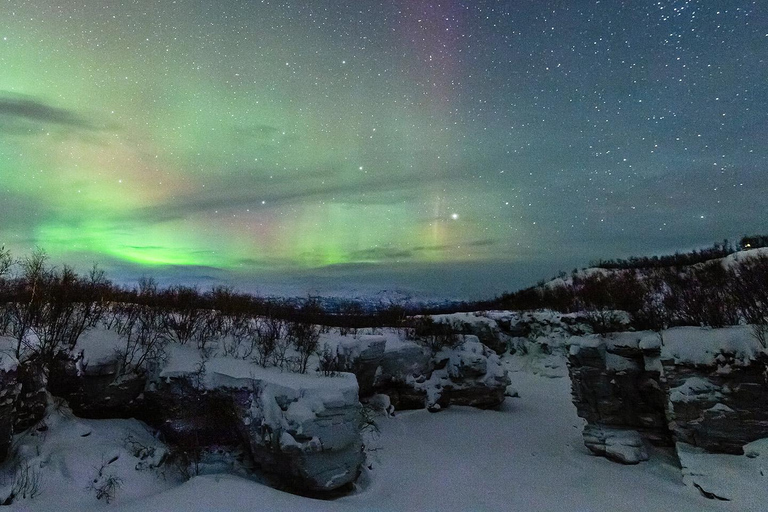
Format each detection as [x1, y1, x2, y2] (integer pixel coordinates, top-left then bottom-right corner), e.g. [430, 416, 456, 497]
[567, 332, 671, 458]
[335, 335, 386, 396]
[48, 353, 146, 419]
[362, 335, 510, 411]
[155, 348, 364, 492]
[582, 425, 649, 464]
[0, 352, 21, 461]
[657, 326, 768, 455]
[567, 326, 768, 466]
[14, 361, 47, 433]
[241, 377, 364, 492]
[428, 337, 510, 409]
[431, 313, 509, 354]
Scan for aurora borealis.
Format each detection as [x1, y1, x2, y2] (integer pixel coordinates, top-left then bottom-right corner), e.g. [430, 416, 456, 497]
[1, 1, 767, 298]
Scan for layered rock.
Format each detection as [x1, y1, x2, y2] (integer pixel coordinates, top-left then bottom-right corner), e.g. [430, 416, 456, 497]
[568, 325, 768, 467]
[657, 326, 768, 455]
[430, 313, 509, 354]
[568, 332, 670, 459]
[364, 335, 510, 411]
[48, 353, 146, 419]
[0, 351, 21, 461]
[582, 424, 649, 464]
[156, 347, 364, 492]
[335, 335, 386, 396]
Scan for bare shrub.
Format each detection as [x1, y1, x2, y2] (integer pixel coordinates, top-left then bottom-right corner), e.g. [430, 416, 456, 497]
[2, 461, 42, 504]
[287, 321, 320, 373]
[409, 317, 460, 354]
[88, 457, 122, 504]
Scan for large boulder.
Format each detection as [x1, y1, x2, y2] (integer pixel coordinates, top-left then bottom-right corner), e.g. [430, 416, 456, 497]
[567, 332, 671, 453]
[0, 350, 21, 461]
[335, 335, 386, 396]
[582, 425, 649, 464]
[369, 335, 510, 411]
[430, 313, 509, 354]
[155, 347, 364, 492]
[14, 361, 47, 433]
[657, 326, 768, 455]
[431, 336, 510, 409]
[48, 352, 146, 419]
[567, 325, 768, 470]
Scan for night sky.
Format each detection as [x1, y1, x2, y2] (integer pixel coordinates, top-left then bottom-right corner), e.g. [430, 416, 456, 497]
[1, 0, 766, 299]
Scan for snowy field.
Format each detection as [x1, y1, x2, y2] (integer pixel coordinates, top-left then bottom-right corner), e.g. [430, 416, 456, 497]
[5, 352, 759, 512]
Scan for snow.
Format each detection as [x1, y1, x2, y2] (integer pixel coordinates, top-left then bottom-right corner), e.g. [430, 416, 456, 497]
[719, 247, 768, 269]
[669, 377, 722, 403]
[1, 405, 180, 510]
[75, 328, 125, 366]
[3, 324, 763, 511]
[106, 372, 733, 512]
[160, 345, 358, 393]
[677, 441, 768, 506]
[660, 326, 762, 366]
[0, 337, 19, 373]
[431, 312, 498, 329]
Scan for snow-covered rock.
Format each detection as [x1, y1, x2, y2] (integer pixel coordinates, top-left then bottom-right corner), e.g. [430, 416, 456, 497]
[242, 375, 364, 492]
[658, 326, 768, 455]
[568, 324, 768, 475]
[336, 335, 386, 395]
[430, 313, 508, 354]
[567, 331, 670, 454]
[677, 440, 768, 502]
[48, 352, 146, 419]
[363, 335, 510, 411]
[152, 347, 364, 492]
[0, 349, 20, 461]
[582, 425, 649, 464]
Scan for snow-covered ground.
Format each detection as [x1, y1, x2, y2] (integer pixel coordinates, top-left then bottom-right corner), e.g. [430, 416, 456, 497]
[5, 354, 760, 511]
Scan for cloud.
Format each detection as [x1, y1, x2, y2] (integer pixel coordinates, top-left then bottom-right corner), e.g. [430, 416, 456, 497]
[346, 247, 414, 261]
[0, 92, 111, 133]
[122, 168, 427, 225]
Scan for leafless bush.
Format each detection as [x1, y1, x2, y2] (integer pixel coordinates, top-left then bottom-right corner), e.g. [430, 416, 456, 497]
[112, 278, 168, 376]
[88, 457, 122, 504]
[408, 317, 460, 354]
[3, 250, 109, 370]
[252, 316, 284, 367]
[287, 321, 320, 374]
[317, 343, 354, 376]
[2, 461, 43, 504]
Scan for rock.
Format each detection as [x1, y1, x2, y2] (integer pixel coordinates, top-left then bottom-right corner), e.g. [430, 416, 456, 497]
[675, 441, 768, 502]
[504, 385, 519, 398]
[434, 336, 510, 409]
[47, 352, 146, 419]
[583, 425, 649, 464]
[567, 332, 671, 455]
[367, 335, 509, 411]
[14, 361, 47, 433]
[568, 324, 768, 480]
[656, 326, 768, 454]
[152, 348, 365, 493]
[370, 342, 431, 410]
[366, 394, 394, 416]
[429, 313, 509, 354]
[661, 355, 768, 454]
[0, 352, 21, 461]
[239, 376, 364, 492]
[376, 343, 431, 387]
[336, 335, 386, 396]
